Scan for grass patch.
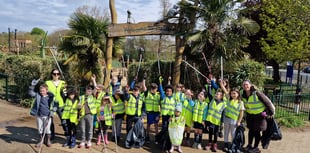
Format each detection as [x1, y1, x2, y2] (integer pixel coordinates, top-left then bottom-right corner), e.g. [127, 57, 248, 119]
[277, 116, 305, 128]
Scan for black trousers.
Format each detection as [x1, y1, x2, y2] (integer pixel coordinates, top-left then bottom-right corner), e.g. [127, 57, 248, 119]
[126, 115, 140, 133]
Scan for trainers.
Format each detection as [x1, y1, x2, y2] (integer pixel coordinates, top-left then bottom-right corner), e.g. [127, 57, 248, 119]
[78, 142, 85, 148]
[223, 142, 229, 152]
[177, 145, 183, 153]
[169, 145, 174, 153]
[244, 144, 253, 152]
[249, 147, 261, 153]
[205, 143, 211, 150]
[86, 140, 92, 148]
[197, 143, 202, 150]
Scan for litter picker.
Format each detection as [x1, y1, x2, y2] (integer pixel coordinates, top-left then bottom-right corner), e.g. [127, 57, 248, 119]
[136, 54, 143, 77]
[113, 116, 118, 153]
[99, 121, 107, 153]
[38, 116, 50, 153]
[182, 60, 210, 81]
[49, 47, 65, 79]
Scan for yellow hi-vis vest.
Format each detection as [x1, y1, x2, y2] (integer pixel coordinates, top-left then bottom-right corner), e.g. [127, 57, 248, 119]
[46, 80, 66, 107]
[112, 97, 125, 115]
[205, 84, 216, 97]
[79, 95, 97, 117]
[69, 99, 79, 125]
[126, 94, 143, 116]
[62, 98, 78, 119]
[97, 105, 112, 126]
[193, 100, 208, 123]
[174, 92, 185, 104]
[242, 92, 265, 115]
[225, 99, 242, 121]
[161, 97, 176, 116]
[95, 92, 106, 108]
[207, 100, 226, 126]
[181, 99, 193, 127]
[144, 92, 160, 112]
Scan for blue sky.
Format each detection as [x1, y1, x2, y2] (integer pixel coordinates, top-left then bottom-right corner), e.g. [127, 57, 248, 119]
[0, 0, 179, 33]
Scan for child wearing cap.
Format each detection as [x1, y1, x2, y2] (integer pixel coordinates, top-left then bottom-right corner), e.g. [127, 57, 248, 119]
[168, 105, 185, 153]
[111, 89, 125, 142]
[96, 96, 113, 145]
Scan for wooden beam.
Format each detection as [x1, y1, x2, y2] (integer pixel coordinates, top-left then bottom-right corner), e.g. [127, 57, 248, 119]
[108, 22, 177, 37]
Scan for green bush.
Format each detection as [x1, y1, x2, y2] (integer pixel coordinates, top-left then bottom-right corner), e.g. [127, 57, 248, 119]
[225, 59, 267, 89]
[0, 54, 55, 100]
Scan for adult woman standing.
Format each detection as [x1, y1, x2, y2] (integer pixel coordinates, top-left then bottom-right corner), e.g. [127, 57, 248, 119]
[45, 68, 67, 139]
[241, 80, 275, 153]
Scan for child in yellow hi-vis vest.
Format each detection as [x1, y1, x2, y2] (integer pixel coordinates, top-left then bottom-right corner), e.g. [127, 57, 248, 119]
[61, 89, 79, 148]
[205, 91, 226, 152]
[96, 96, 113, 145]
[168, 105, 185, 153]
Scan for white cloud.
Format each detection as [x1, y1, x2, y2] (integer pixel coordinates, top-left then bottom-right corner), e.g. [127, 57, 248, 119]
[0, 0, 179, 33]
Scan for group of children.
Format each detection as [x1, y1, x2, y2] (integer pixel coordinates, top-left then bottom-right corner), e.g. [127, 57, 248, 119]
[29, 69, 253, 153]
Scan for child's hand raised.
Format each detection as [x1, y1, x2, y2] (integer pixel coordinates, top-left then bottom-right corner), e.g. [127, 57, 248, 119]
[31, 79, 40, 86]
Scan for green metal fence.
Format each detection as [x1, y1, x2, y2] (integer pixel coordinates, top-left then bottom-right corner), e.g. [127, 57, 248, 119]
[0, 73, 29, 102]
[270, 93, 310, 121]
[0, 73, 87, 102]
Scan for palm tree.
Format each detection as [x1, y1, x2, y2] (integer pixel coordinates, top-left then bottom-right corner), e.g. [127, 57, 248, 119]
[183, 0, 260, 73]
[60, 12, 109, 85]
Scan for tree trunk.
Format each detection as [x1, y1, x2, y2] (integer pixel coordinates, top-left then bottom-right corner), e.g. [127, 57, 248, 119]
[172, 0, 198, 86]
[270, 59, 280, 82]
[173, 36, 185, 86]
[297, 60, 301, 86]
[105, 0, 117, 88]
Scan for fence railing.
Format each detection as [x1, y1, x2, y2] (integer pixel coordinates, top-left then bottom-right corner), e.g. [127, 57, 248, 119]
[270, 93, 310, 121]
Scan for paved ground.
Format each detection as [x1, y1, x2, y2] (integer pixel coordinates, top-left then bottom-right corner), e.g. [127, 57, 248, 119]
[0, 100, 309, 153]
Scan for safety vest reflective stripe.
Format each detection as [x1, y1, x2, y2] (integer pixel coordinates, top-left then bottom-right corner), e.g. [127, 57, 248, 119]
[144, 92, 160, 112]
[181, 99, 193, 126]
[80, 95, 97, 117]
[242, 93, 265, 114]
[62, 99, 74, 119]
[205, 84, 216, 96]
[97, 106, 112, 126]
[95, 92, 106, 107]
[161, 97, 176, 116]
[207, 100, 226, 126]
[69, 100, 79, 125]
[112, 98, 125, 114]
[225, 99, 241, 121]
[193, 101, 207, 123]
[46, 80, 66, 107]
[126, 95, 143, 116]
[173, 92, 185, 103]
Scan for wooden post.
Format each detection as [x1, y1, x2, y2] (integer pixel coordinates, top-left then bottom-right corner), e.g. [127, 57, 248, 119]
[105, 0, 117, 88]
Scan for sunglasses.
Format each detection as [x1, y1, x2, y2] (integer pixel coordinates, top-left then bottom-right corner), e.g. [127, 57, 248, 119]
[52, 73, 60, 76]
